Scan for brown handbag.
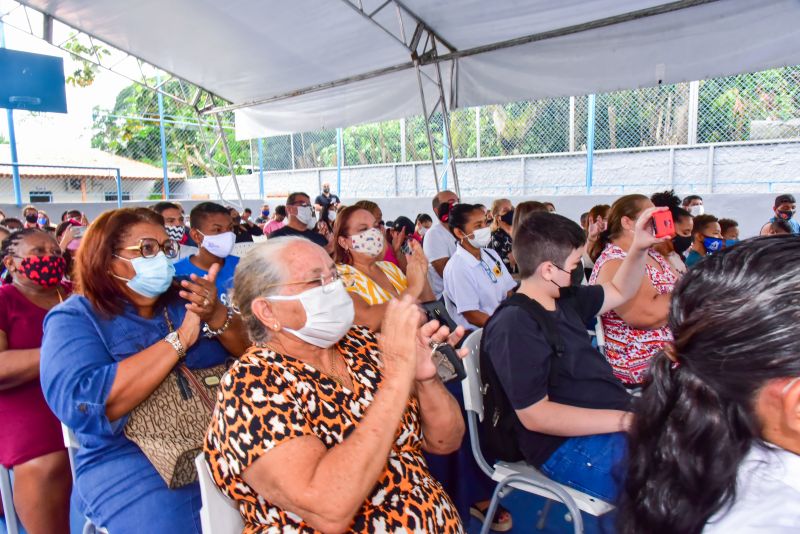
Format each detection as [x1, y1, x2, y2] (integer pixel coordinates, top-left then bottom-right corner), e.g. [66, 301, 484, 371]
[123, 310, 227, 489]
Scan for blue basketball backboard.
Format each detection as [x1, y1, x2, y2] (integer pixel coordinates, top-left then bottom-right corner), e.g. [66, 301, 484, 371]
[0, 48, 67, 113]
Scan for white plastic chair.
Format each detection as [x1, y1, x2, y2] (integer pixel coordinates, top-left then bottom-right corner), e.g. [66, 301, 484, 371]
[0, 464, 19, 534]
[195, 454, 243, 534]
[231, 242, 257, 258]
[460, 329, 614, 534]
[61, 423, 109, 534]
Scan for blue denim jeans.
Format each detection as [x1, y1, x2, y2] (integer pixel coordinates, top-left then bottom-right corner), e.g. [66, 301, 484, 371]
[540, 432, 627, 502]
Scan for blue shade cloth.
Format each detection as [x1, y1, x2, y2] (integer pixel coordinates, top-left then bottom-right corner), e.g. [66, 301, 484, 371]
[173, 255, 239, 307]
[40, 295, 230, 533]
[541, 432, 627, 502]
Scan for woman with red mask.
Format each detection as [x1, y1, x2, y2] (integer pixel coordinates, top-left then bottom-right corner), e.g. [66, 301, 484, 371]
[0, 229, 72, 533]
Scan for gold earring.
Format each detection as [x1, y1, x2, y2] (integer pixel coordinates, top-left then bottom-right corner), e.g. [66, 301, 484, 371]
[273, 322, 279, 330]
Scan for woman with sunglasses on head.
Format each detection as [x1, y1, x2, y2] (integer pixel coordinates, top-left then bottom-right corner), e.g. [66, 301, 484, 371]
[0, 229, 72, 533]
[619, 236, 800, 533]
[39, 208, 248, 533]
[332, 206, 434, 332]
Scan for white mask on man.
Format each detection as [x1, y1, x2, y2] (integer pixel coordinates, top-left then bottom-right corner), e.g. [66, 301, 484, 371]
[688, 205, 705, 217]
[295, 205, 316, 229]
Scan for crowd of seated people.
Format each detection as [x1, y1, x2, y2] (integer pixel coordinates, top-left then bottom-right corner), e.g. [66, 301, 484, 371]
[0, 188, 797, 534]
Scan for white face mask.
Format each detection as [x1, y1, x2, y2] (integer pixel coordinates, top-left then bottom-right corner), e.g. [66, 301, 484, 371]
[199, 230, 235, 258]
[688, 205, 705, 217]
[268, 280, 355, 348]
[418, 226, 428, 237]
[350, 227, 385, 258]
[327, 210, 336, 222]
[294, 205, 316, 229]
[467, 226, 492, 248]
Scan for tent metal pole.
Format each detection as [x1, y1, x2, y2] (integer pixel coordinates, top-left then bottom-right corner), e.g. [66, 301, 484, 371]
[414, 59, 440, 193]
[432, 50, 460, 197]
[213, 113, 244, 209]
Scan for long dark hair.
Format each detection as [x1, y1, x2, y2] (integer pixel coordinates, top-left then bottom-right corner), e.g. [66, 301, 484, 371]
[618, 236, 800, 534]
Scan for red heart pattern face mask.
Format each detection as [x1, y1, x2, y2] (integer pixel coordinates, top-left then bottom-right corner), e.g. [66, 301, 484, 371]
[18, 255, 67, 287]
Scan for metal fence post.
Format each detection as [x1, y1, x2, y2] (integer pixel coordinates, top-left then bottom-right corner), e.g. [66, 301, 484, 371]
[1, 22, 22, 207]
[289, 134, 296, 170]
[257, 138, 265, 199]
[336, 127, 343, 195]
[156, 74, 170, 199]
[114, 168, 123, 208]
[475, 107, 481, 159]
[569, 96, 576, 152]
[399, 119, 407, 163]
[442, 126, 449, 191]
[688, 80, 700, 145]
[585, 94, 596, 194]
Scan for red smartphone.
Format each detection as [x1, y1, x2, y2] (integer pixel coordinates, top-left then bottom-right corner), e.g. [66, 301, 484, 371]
[652, 210, 676, 238]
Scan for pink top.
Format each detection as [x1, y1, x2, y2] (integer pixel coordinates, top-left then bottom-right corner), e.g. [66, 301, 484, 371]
[589, 244, 676, 385]
[382, 245, 400, 267]
[0, 284, 67, 467]
[263, 220, 286, 235]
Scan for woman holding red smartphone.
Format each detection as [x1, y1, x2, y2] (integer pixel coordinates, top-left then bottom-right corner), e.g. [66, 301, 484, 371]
[588, 195, 678, 387]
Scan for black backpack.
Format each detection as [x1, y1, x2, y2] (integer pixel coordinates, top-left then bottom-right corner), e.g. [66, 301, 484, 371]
[478, 293, 565, 462]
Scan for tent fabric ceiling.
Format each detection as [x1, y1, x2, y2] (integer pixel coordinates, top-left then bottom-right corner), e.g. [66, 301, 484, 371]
[17, 0, 800, 138]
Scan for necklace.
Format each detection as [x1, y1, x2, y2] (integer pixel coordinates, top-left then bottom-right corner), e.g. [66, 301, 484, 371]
[323, 350, 351, 389]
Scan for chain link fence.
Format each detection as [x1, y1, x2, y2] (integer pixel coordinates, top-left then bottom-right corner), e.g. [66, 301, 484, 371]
[3, 63, 800, 204]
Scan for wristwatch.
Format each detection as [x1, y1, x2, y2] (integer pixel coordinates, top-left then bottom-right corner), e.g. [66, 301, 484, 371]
[164, 332, 186, 361]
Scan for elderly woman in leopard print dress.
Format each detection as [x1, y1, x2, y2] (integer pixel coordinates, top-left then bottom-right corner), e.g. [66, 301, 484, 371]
[204, 236, 467, 533]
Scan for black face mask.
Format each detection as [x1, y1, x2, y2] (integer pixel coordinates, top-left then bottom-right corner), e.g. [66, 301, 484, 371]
[25, 213, 38, 224]
[437, 201, 454, 223]
[672, 235, 693, 255]
[500, 209, 514, 226]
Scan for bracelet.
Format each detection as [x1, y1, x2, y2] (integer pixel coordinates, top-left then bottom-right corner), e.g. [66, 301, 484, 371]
[203, 306, 234, 338]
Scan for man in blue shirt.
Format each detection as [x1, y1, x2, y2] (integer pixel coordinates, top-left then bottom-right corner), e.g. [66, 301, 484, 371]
[173, 202, 239, 306]
[759, 194, 800, 235]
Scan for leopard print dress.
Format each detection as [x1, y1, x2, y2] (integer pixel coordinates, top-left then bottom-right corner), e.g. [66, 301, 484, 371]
[204, 326, 464, 533]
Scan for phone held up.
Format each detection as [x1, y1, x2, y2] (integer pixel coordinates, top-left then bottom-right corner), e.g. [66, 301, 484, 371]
[651, 210, 676, 239]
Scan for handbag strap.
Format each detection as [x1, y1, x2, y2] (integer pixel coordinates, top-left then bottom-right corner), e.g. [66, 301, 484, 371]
[163, 308, 215, 412]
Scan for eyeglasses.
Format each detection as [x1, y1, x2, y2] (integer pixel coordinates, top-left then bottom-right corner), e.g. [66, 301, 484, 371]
[116, 238, 179, 259]
[265, 269, 355, 293]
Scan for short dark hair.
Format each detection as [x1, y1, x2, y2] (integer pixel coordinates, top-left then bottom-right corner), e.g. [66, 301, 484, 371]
[243, 208, 252, 214]
[514, 212, 586, 279]
[651, 190, 682, 210]
[682, 194, 703, 206]
[774, 193, 796, 207]
[274, 205, 287, 217]
[692, 214, 719, 237]
[448, 204, 482, 233]
[416, 213, 432, 225]
[718, 218, 738, 234]
[286, 192, 310, 206]
[150, 201, 181, 215]
[189, 202, 231, 229]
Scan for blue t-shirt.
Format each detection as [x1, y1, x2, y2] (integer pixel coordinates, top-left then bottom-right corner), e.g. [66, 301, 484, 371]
[173, 255, 239, 306]
[685, 249, 703, 268]
[40, 295, 230, 530]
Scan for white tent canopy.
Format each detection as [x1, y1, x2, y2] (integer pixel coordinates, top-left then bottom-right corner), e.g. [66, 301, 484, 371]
[16, 0, 800, 140]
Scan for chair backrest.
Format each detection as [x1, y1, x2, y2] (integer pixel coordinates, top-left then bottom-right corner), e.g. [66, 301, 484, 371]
[231, 241, 257, 258]
[594, 316, 606, 355]
[461, 328, 484, 421]
[195, 454, 244, 534]
[0, 464, 20, 534]
[61, 423, 79, 481]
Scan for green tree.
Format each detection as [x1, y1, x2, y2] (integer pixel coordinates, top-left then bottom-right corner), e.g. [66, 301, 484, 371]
[92, 80, 249, 176]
